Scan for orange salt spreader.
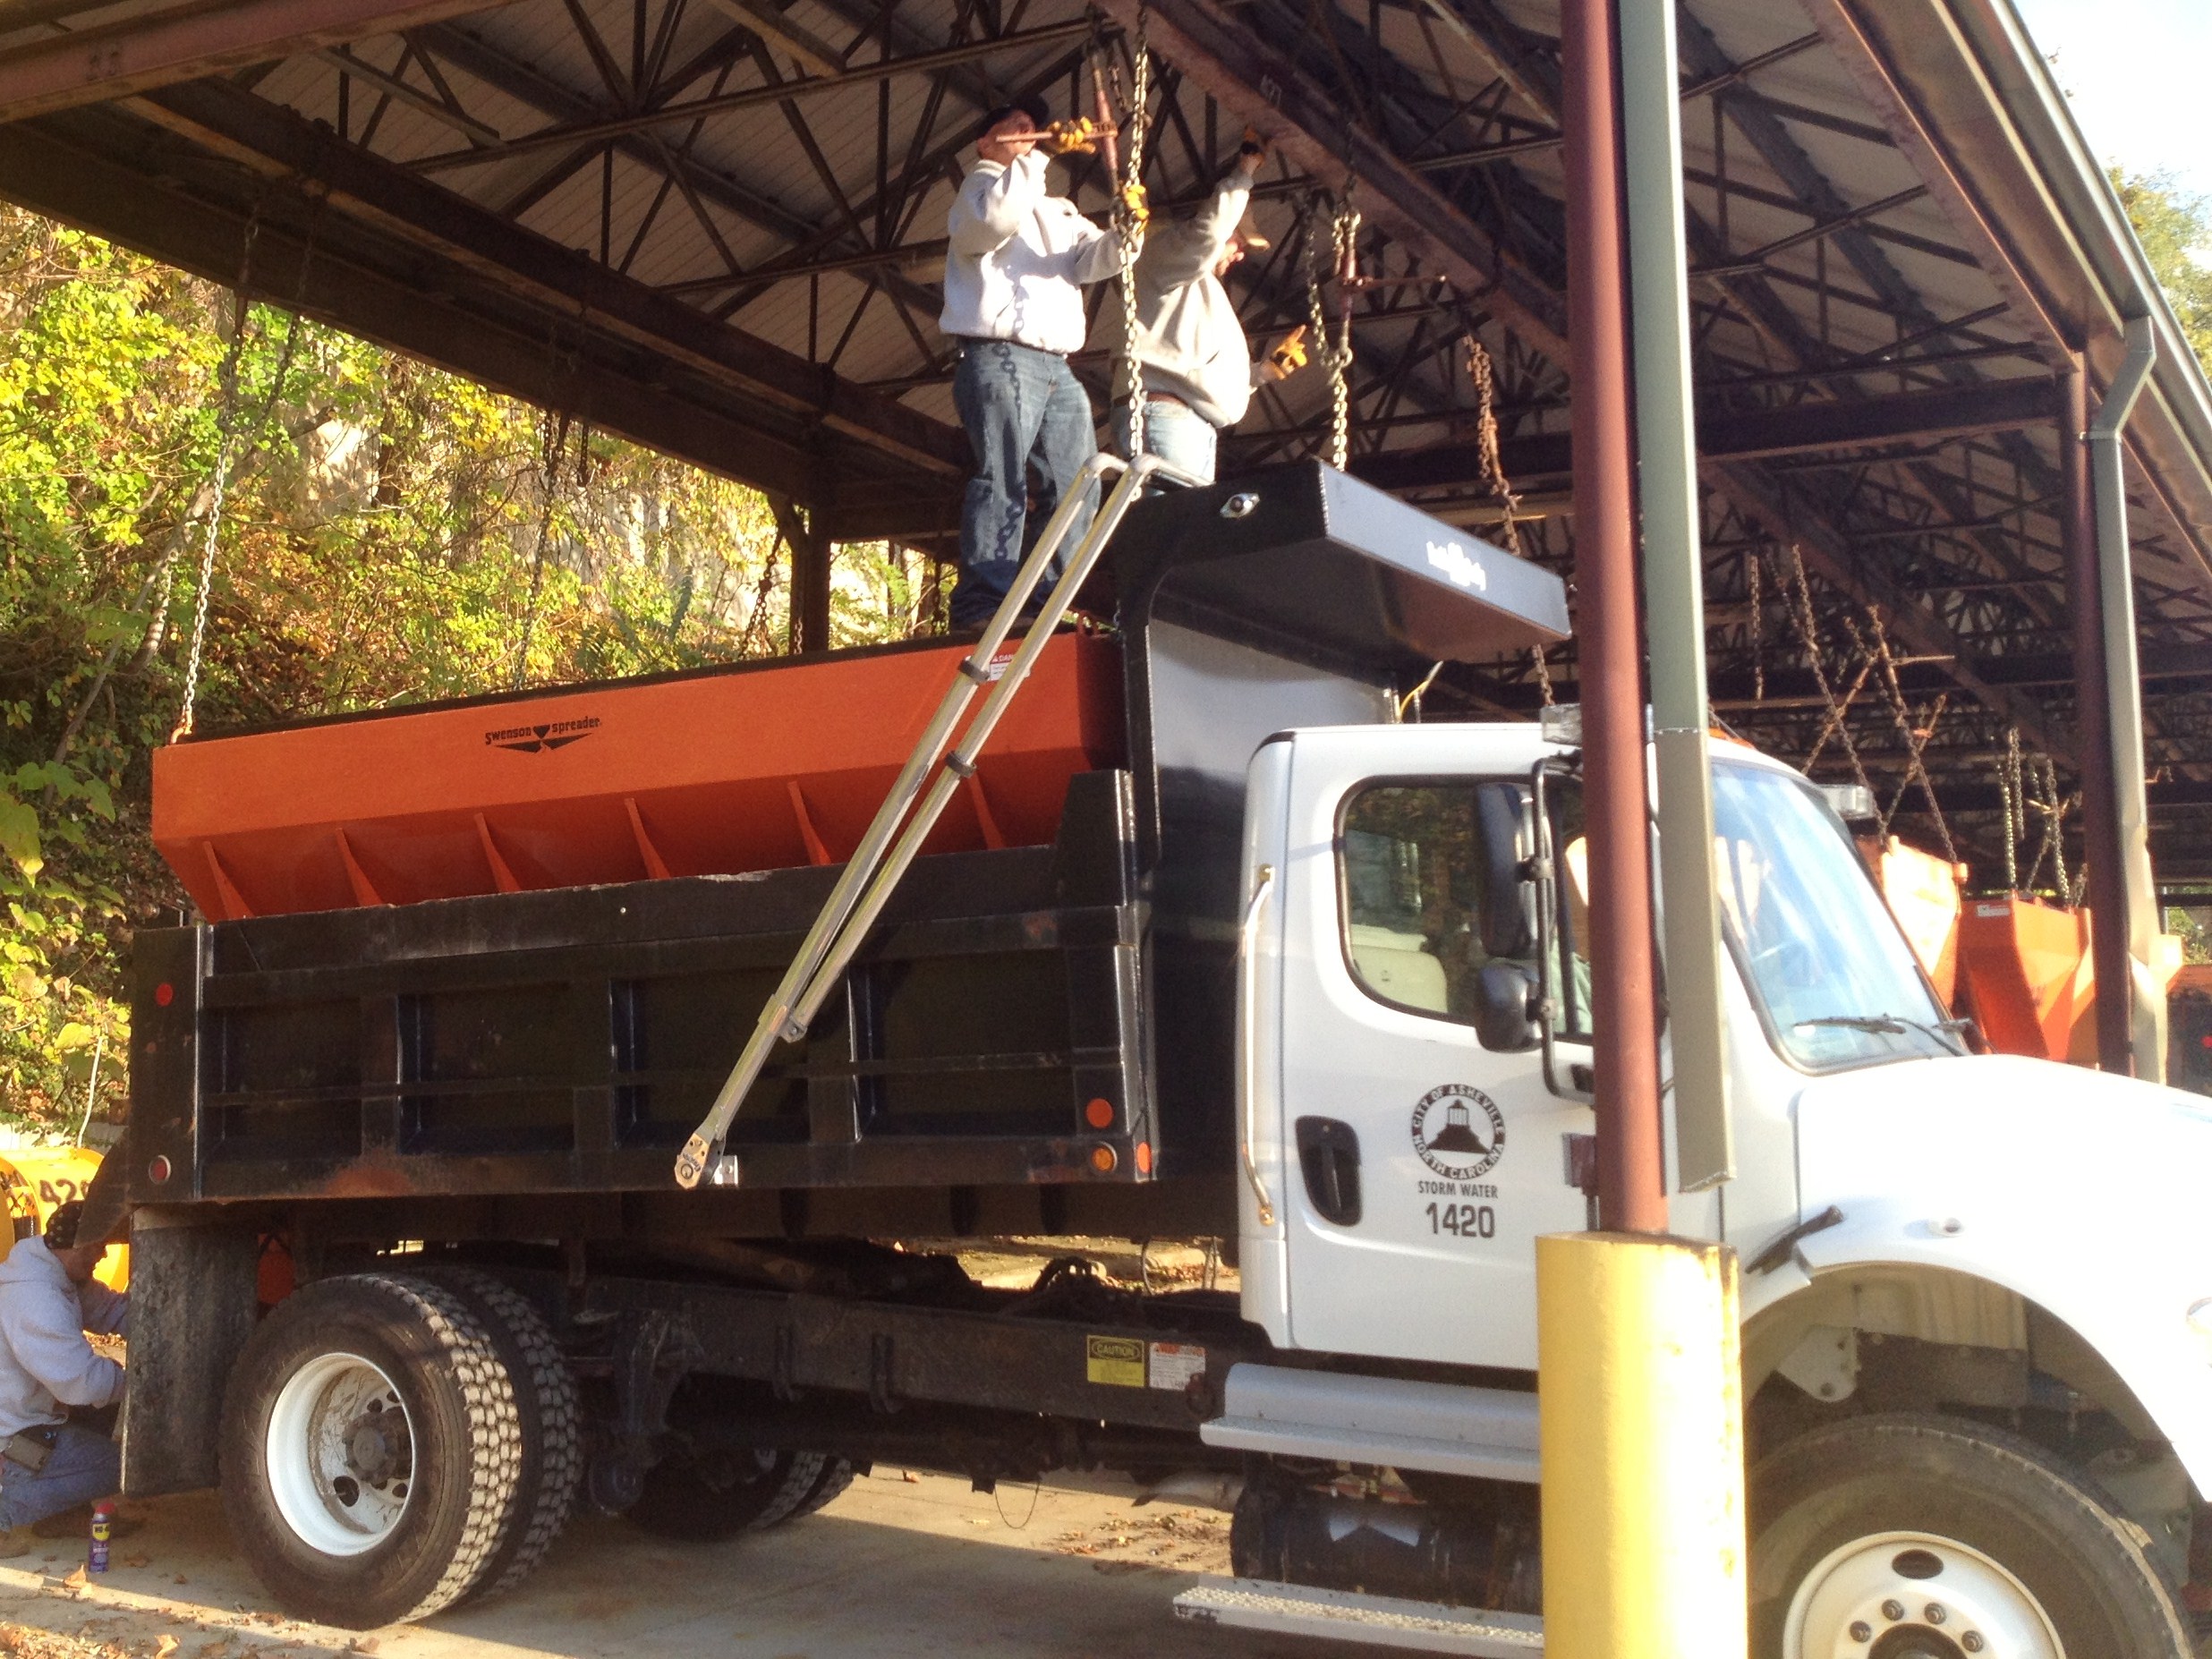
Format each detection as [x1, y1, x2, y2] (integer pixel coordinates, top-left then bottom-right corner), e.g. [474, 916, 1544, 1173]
[153, 630, 1124, 921]
[1861, 835, 1967, 1007]
[1953, 895, 2184, 1064]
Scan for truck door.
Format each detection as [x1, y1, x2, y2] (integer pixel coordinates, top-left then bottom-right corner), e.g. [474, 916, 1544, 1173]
[1273, 727, 1591, 1370]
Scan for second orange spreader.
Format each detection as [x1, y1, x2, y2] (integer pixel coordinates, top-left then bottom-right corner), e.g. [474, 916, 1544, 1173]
[154, 631, 1125, 921]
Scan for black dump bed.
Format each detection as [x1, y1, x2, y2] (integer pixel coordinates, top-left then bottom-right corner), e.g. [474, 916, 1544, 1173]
[118, 464, 1567, 1215]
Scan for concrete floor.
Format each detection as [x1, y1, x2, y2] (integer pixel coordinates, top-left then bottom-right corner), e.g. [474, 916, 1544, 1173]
[0, 1471, 1367, 1659]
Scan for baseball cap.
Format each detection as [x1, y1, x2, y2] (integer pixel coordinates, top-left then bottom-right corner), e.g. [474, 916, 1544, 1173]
[974, 94, 1052, 144]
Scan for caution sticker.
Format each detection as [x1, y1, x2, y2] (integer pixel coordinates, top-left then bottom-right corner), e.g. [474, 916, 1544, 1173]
[1148, 1341, 1205, 1391]
[1086, 1335, 1145, 1387]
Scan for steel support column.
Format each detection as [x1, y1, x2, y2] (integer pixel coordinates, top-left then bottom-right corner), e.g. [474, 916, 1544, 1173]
[1561, 0, 1663, 1235]
[2063, 364, 2129, 1071]
[772, 497, 833, 656]
[2089, 318, 2163, 1078]
[1621, 0, 1729, 1195]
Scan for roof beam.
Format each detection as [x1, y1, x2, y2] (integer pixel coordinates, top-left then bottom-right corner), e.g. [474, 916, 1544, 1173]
[1092, 0, 1569, 362]
[1451, 640, 2212, 712]
[0, 109, 847, 502]
[1342, 375, 2061, 489]
[0, 0, 510, 121]
[131, 78, 969, 474]
[413, 19, 949, 321]
[1712, 456, 2064, 755]
[410, 20, 1093, 173]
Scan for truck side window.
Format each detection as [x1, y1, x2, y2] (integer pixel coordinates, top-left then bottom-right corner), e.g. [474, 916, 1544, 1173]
[1543, 778, 1595, 1041]
[1340, 785, 1523, 1021]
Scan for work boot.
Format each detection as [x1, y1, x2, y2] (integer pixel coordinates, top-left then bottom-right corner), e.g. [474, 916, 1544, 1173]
[31, 1504, 89, 1540]
[0, 1527, 30, 1559]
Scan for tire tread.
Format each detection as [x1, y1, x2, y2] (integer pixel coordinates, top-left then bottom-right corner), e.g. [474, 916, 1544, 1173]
[425, 1271, 583, 1597]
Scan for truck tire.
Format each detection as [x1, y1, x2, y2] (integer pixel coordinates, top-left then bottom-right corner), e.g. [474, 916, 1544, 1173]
[218, 1273, 524, 1628]
[778, 1458, 855, 1523]
[625, 1448, 830, 1541]
[421, 1271, 583, 1599]
[1748, 1414, 2189, 1659]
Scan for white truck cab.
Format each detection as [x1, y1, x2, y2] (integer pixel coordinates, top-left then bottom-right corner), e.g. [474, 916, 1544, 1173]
[1215, 719, 2208, 1655]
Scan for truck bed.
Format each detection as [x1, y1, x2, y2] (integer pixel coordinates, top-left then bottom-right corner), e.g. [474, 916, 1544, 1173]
[129, 771, 1157, 1204]
[119, 464, 1568, 1218]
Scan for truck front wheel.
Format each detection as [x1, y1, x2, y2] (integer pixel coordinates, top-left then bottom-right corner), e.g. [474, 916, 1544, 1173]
[218, 1274, 525, 1628]
[1748, 1414, 2188, 1659]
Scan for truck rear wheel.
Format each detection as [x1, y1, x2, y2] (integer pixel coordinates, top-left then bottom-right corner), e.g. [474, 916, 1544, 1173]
[779, 1458, 855, 1522]
[423, 1271, 582, 1599]
[1748, 1414, 2188, 1659]
[218, 1274, 524, 1628]
[626, 1448, 829, 1541]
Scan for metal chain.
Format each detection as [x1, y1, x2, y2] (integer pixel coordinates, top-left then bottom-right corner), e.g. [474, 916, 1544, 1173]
[1304, 183, 1358, 470]
[1782, 547, 1873, 795]
[1859, 603, 1957, 860]
[1747, 548, 1765, 704]
[170, 218, 261, 744]
[1114, 4, 1151, 462]
[1464, 336, 1547, 704]
[513, 410, 574, 685]
[2000, 725, 2023, 892]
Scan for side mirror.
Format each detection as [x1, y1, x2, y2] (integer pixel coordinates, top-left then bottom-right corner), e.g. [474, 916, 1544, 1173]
[1474, 964, 1541, 1052]
[1474, 783, 1534, 960]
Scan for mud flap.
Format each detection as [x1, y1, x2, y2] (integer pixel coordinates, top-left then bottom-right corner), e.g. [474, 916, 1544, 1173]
[121, 1207, 259, 1496]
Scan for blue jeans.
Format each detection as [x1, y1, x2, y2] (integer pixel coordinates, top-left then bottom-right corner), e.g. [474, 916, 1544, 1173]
[0, 1425, 119, 1530]
[1110, 397, 1219, 487]
[949, 339, 1099, 628]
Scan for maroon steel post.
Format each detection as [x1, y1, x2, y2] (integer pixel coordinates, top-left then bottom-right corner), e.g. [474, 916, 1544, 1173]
[1560, 0, 1667, 1232]
[2060, 361, 2131, 1073]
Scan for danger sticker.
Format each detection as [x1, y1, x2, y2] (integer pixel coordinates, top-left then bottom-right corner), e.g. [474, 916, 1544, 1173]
[1976, 903, 2011, 918]
[1086, 1335, 1145, 1388]
[1148, 1341, 1205, 1391]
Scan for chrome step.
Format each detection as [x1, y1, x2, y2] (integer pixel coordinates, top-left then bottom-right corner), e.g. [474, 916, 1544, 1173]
[1173, 1578, 1543, 1655]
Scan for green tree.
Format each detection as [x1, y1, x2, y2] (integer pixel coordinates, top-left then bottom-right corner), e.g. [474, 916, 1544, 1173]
[2114, 169, 2212, 375]
[0, 206, 934, 1134]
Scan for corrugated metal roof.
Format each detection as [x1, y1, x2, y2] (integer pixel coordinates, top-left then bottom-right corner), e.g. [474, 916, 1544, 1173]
[4, 0, 2212, 869]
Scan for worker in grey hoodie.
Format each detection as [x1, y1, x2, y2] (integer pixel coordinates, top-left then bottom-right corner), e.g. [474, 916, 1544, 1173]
[940, 97, 1136, 628]
[1098, 135, 1306, 486]
[0, 1201, 126, 1552]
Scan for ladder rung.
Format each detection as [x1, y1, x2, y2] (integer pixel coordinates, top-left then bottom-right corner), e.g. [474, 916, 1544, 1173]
[1173, 1578, 1544, 1656]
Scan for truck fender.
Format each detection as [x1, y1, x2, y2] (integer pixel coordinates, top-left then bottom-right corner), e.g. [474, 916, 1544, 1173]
[1741, 1200, 2212, 1499]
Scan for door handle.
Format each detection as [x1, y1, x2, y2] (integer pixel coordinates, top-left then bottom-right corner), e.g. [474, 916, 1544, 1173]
[1294, 1117, 1362, 1226]
[1238, 864, 1277, 1227]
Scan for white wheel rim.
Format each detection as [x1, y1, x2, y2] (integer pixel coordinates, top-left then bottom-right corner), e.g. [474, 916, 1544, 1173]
[1784, 1530, 2063, 1659]
[265, 1351, 416, 1557]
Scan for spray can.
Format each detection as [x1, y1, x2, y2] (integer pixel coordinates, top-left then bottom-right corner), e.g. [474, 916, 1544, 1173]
[89, 1501, 112, 1572]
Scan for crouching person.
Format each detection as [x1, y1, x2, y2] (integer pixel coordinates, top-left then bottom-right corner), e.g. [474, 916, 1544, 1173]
[0, 1201, 126, 1553]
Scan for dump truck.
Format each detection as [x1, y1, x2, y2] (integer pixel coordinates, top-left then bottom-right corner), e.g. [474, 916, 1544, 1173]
[90, 459, 2207, 1655]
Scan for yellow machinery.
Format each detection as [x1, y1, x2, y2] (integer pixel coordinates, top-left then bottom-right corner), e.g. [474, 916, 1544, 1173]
[0, 1145, 125, 1290]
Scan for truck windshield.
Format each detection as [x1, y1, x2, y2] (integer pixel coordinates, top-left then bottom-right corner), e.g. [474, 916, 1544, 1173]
[1711, 759, 1962, 1070]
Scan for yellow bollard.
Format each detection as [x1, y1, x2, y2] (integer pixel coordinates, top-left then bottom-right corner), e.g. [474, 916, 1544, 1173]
[1536, 1231, 1745, 1658]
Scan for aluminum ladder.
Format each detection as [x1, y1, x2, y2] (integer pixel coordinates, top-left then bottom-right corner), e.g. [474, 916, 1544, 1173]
[675, 449, 1191, 1188]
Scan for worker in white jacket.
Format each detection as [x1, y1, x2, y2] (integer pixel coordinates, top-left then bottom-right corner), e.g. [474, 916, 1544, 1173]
[1097, 136, 1306, 486]
[0, 1202, 126, 1552]
[940, 96, 1133, 627]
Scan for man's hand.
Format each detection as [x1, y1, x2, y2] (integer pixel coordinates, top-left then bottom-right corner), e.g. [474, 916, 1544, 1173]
[1044, 117, 1104, 155]
[1237, 126, 1270, 175]
[1263, 324, 1309, 381]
